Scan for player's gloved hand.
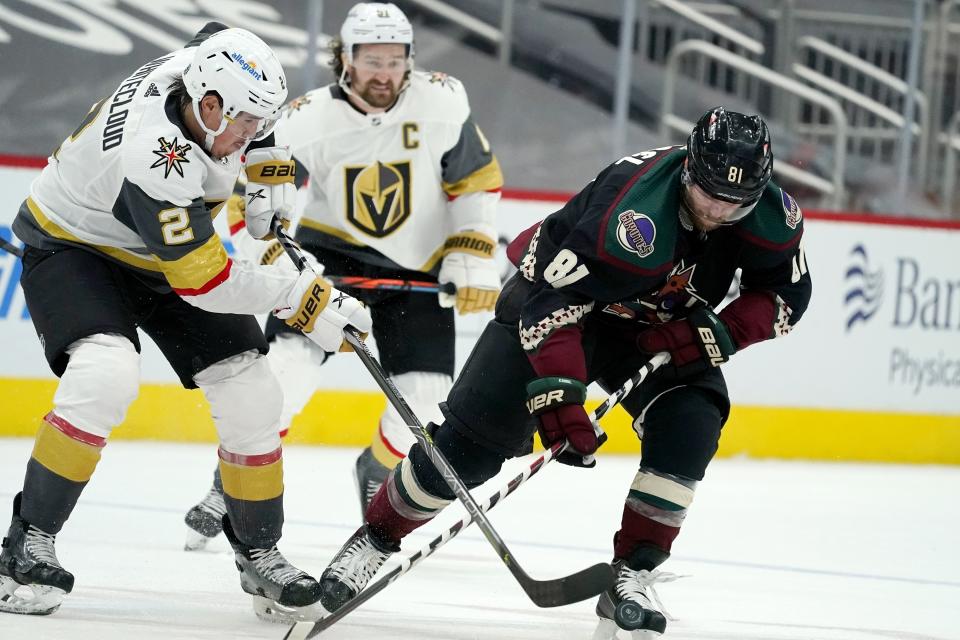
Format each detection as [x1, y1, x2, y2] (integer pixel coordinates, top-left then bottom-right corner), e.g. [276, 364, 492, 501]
[636, 306, 737, 377]
[226, 196, 324, 274]
[275, 271, 372, 353]
[526, 376, 598, 468]
[243, 147, 297, 240]
[437, 230, 500, 314]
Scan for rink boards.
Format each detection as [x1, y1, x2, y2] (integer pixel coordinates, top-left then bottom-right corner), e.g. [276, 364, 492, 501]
[1, 162, 958, 463]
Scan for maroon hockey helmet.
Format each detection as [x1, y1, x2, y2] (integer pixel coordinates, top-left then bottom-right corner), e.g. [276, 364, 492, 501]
[685, 106, 773, 206]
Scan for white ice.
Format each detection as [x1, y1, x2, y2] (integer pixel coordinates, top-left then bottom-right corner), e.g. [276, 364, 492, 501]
[0, 439, 957, 640]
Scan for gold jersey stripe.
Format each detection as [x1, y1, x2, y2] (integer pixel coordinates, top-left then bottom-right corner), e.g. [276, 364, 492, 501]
[26, 198, 161, 272]
[219, 458, 283, 501]
[31, 420, 103, 483]
[159, 235, 230, 290]
[442, 156, 504, 196]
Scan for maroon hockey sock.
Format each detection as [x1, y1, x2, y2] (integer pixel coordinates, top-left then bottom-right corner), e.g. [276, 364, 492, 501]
[365, 466, 445, 546]
[613, 503, 681, 560]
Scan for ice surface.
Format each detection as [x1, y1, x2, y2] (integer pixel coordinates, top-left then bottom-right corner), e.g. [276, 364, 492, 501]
[0, 439, 956, 640]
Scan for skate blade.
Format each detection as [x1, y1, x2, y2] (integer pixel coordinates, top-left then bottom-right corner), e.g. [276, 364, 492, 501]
[630, 631, 661, 640]
[592, 617, 620, 640]
[184, 527, 216, 551]
[0, 575, 66, 615]
[252, 595, 326, 625]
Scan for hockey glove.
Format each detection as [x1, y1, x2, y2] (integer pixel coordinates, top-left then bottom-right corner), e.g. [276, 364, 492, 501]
[227, 197, 324, 274]
[636, 307, 737, 377]
[243, 147, 297, 240]
[526, 376, 597, 467]
[276, 271, 372, 353]
[438, 230, 500, 314]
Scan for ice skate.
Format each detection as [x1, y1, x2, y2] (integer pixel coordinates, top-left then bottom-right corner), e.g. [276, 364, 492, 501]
[592, 546, 682, 640]
[0, 493, 74, 616]
[223, 516, 324, 623]
[353, 447, 390, 516]
[183, 468, 226, 551]
[319, 525, 396, 612]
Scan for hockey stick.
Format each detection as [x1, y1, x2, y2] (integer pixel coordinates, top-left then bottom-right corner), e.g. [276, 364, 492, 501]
[283, 352, 669, 640]
[271, 218, 614, 608]
[326, 275, 456, 295]
[0, 236, 23, 258]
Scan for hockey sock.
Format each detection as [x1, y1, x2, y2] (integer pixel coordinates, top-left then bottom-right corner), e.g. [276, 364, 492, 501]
[613, 467, 696, 559]
[218, 446, 284, 548]
[21, 412, 106, 534]
[366, 422, 504, 545]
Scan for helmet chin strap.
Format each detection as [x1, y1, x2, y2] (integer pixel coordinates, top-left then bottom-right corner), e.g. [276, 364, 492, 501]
[191, 99, 228, 152]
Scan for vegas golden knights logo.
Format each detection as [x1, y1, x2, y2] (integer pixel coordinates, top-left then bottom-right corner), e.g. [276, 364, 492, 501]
[344, 160, 411, 238]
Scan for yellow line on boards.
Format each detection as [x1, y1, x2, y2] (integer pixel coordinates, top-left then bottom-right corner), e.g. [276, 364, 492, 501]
[1, 378, 958, 464]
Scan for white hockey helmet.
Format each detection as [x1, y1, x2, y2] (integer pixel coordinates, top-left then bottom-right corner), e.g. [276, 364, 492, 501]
[182, 28, 287, 150]
[340, 3, 414, 65]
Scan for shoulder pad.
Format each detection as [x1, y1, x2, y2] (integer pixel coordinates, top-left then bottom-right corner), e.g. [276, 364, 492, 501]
[593, 148, 685, 275]
[122, 123, 204, 206]
[407, 70, 470, 122]
[736, 183, 803, 250]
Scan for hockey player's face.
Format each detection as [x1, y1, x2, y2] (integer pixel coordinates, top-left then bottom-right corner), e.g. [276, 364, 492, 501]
[684, 183, 749, 231]
[348, 44, 408, 109]
[211, 112, 264, 158]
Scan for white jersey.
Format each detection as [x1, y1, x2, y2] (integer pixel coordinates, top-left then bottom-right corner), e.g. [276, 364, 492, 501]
[274, 70, 503, 272]
[13, 30, 297, 315]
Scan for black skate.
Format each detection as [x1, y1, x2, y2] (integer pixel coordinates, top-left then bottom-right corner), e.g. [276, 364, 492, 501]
[593, 545, 682, 640]
[0, 493, 74, 616]
[222, 516, 323, 623]
[183, 467, 226, 551]
[319, 525, 396, 612]
[353, 447, 389, 516]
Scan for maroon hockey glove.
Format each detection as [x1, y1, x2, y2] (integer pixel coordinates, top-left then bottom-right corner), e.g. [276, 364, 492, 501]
[526, 377, 597, 466]
[636, 307, 737, 377]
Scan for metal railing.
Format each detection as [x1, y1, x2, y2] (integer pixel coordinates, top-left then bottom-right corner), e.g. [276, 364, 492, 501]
[941, 111, 960, 212]
[662, 39, 848, 208]
[792, 35, 929, 187]
[405, 0, 514, 65]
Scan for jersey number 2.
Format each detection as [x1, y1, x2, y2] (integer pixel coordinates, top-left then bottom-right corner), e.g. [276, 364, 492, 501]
[158, 208, 195, 245]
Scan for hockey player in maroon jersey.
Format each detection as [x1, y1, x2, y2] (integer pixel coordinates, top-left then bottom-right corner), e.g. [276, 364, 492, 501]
[0, 24, 371, 620]
[315, 107, 812, 636]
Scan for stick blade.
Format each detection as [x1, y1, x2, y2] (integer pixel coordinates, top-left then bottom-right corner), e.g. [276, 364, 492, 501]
[523, 562, 615, 608]
[283, 620, 315, 640]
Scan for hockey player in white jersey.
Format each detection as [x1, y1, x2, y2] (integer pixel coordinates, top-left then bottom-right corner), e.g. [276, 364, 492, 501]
[183, 2, 504, 549]
[0, 23, 371, 620]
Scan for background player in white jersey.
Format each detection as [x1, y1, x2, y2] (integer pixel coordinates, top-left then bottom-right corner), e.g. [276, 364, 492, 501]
[0, 24, 371, 620]
[182, 2, 504, 548]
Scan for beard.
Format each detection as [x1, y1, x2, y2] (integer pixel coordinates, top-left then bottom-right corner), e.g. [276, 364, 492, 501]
[358, 79, 400, 109]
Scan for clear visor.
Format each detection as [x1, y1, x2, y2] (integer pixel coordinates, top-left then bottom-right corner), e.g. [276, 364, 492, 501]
[684, 183, 756, 226]
[223, 111, 280, 142]
[350, 48, 411, 74]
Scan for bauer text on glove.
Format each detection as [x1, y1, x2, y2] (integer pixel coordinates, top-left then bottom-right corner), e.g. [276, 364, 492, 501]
[276, 272, 372, 353]
[243, 147, 297, 239]
[526, 376, 597, 463]
[636, 307, 736, 377]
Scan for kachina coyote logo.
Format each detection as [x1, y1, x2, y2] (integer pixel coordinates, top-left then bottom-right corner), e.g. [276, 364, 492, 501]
[844, 244, 884, 331]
